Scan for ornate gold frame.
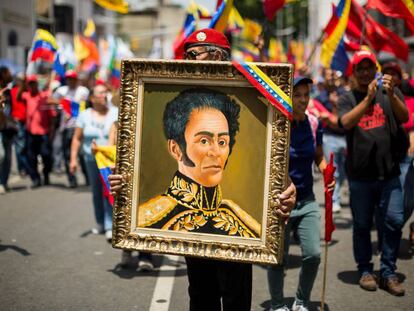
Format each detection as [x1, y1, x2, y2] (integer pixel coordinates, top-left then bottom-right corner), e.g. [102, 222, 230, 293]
[113, 59, 293, 265]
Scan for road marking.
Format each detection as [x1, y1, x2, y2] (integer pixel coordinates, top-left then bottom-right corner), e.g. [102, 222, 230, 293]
[149, 255, 181, 311]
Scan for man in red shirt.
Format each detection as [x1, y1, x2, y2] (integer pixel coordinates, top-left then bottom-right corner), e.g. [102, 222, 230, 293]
[19, 75, 55, 187]
[10, 74, 29, 176]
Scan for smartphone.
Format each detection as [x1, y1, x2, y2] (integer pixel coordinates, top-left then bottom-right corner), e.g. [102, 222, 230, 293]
[375, 72, 383, 87]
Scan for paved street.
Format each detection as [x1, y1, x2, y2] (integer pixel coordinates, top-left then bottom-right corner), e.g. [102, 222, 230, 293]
[1, 171, 413, 311]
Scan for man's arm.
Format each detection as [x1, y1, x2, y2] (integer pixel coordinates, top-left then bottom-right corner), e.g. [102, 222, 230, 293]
[340, 79, 377, 130]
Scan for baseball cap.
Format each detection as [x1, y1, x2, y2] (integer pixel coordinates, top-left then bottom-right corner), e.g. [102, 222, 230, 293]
[351, 50, 377, 67]
[26, 74, 38, 83]
[65, 70, 78, 79]
[382, 61, 402, 78]
[293, 76, 313, 88]
[184, 28, 231, 51]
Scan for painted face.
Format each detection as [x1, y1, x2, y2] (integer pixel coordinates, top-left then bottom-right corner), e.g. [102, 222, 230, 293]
[179, 108, 230, 187]
[292, 83, 311, 121]
[354, 59, 377, 87]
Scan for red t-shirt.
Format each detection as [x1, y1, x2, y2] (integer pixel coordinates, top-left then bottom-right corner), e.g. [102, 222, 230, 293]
[403, 95, 414, 133]
[23, 91, 55, 135]
[10, 86, 26, 122]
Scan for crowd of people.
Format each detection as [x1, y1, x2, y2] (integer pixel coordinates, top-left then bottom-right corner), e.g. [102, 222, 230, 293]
[1, 27, 414, 311]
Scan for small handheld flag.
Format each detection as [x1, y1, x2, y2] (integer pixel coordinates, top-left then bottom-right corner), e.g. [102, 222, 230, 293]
[95, 145, 117, 205]
[323, 153, 336, 242]
[28, 29, 58, 63]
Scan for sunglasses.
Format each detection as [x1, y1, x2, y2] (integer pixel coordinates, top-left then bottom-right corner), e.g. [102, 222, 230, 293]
[184, 50, 211, 60]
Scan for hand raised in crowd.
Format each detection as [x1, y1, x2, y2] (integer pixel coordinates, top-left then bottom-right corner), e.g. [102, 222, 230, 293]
[367, 78, 378, 101]
[382, 74, 395, 97]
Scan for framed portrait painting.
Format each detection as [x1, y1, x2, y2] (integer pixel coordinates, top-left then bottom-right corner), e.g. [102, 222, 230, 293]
[113, 59, 293, 265]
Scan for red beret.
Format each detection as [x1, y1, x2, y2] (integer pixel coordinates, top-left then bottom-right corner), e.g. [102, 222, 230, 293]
[184, 28, 231, 51]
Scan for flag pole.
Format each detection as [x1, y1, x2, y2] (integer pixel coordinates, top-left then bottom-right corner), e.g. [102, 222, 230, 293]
[305, 31, 325, 67]
[359, 8, 370, 48]
[320, 242, 328, 311]
[321, 153, 336, 311]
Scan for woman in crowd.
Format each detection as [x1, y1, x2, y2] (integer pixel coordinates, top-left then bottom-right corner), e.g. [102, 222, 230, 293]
[70, 84, 118, 241]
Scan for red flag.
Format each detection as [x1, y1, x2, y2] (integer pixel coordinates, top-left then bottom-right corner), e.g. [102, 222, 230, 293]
[346, 0, 408, 61]
[366, 0, 414, 34]
[323, 153, 336, 242]
[263, 0, 286, 21]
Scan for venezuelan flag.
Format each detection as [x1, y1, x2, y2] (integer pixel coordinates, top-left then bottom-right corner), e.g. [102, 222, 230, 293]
[320, 0, 351, 73]
[197, 4, 211, 19]
[268, 38, 287, 63]
[29, 29, 58, 63]
[232, 61, 293, 120]
[209, 0, 234, 32]
[61, 98, 86, 118]
[95, 145, 116, 205]
[228, 7, 245, 31]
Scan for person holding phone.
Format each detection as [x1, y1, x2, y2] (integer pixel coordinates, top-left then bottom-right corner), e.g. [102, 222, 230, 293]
[338, 50, 408, 296]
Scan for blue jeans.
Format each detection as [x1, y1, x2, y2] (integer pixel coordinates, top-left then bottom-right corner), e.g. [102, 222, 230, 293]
[349, 177, 404, 278]
[84, 157, 113, 231]
[267, 197, 321, 308]
[14, 121, 29, 174]
[0, 131, 14, 187]
[323, 134, 347, 206]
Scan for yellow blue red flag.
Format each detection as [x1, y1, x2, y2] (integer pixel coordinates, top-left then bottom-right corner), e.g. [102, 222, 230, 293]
[95, 145, 116, 205]
[28, 29, 58, 63]
[232, 61, 293, 120]
[209, 0, 234, 32]
[320, 0, 351, 73]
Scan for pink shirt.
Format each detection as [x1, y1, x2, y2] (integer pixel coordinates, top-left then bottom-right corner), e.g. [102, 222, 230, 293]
[23, 91, 54, 135]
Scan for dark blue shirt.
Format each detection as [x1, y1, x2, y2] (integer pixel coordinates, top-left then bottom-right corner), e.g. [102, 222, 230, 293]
[289, 115, 323, 201]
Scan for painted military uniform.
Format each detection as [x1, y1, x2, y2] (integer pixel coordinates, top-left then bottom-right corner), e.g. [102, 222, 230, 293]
[138, 171, 261, 238]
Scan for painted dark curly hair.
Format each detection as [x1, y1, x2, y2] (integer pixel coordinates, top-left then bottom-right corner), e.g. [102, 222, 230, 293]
[163, 88, 240, 166]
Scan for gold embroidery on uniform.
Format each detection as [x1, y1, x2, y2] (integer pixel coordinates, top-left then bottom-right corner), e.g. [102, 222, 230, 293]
[213, 208, 256, 238]
[162, 210, 207, 232]
[158, 174, 258, 237]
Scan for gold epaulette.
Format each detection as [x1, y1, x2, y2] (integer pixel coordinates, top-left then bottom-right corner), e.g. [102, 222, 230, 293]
[138, 195, 177, 227]
[221, 199, 261, 236]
